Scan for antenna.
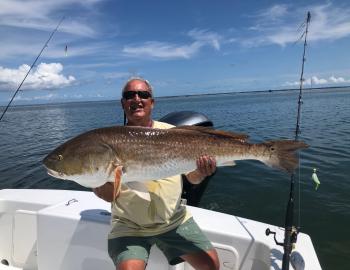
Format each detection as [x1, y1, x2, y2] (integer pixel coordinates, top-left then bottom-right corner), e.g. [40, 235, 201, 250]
[0, 16, 65, 122]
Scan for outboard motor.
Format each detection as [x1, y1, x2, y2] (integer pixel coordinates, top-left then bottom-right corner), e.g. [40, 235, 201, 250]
[159, 111, 215, 207]
[159, 111, 213, 127]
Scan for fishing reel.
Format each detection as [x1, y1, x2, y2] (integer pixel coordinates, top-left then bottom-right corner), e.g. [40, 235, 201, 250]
[265, 226, 299, 248]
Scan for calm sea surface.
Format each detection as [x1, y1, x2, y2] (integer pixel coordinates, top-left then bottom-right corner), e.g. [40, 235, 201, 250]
[1, 88, 349, 269]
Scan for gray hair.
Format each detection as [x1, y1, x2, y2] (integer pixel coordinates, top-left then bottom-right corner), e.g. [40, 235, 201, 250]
[121, 76, 153, 97]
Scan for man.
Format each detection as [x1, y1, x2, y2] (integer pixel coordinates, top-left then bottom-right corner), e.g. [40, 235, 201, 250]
[93, 77, 219, 270]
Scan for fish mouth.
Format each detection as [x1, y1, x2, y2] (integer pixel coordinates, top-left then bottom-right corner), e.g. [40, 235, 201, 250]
[45, 167, 66, 180]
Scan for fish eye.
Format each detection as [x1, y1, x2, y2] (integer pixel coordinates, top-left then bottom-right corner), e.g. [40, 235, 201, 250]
[270, 147, 275, 151]
[58, 154, 63, 160]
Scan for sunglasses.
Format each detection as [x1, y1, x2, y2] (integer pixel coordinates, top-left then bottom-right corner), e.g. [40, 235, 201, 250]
[122, 90, 152, 100]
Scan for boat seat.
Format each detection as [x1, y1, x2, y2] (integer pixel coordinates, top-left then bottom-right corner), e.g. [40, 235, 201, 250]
[0, 265, 23, 270]
[12, 210, 38, 270]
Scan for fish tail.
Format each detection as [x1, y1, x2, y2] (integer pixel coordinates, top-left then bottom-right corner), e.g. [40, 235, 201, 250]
[262, 140, 308, 173]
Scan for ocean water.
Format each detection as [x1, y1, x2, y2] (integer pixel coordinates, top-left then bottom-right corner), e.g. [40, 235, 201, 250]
[1, 88, 349, 269]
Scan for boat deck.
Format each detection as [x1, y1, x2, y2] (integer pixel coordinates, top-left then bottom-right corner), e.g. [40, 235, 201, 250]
[0, 189, 321, 270]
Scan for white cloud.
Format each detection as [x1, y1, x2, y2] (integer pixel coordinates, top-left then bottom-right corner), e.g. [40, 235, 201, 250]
[0, 39, 115, 61]
[123, 41, 199, 59]
[0, 63, 76, 91]
[284, 75, 350, 87]
[284, 76, 318, 86]
[14, 93, 57, 102]
[244, 3, 350, 47]
[329, 75, 347, 83]
[256, 4, 289, 24]
[307, 76, 328, 85]
[0, 0, 104, 37]
[122, 29, 221, 59]
[284, 81, 299, 87]
[103, 72, 131, 80]
[188, 29, 221, 50]
[267, 4, 288, 18]
[0, 1, 110, 62]
[46, 43, 113, 59]
[14, 92, 106, 104]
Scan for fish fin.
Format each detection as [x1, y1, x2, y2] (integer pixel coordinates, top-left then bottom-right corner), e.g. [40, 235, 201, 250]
[113, 166, 123, 200]
[220, 160, 236, 166]
[263, 140, 308, 173]
[172, 126, 248, 141]
[107, 157, 123, 178]
[125, 182, 151, 201]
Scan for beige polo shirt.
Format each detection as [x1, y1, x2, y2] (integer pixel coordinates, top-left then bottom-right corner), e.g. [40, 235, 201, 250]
[108, 121, 191, 238]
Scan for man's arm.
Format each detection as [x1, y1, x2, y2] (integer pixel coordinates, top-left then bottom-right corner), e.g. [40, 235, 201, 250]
[93, 182, 115, 202]
[186, 155, 216, 184]
[92, 179, 120, 202]
[93, 166, 123, 202]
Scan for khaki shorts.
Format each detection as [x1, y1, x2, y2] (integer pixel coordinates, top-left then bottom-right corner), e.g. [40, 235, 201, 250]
[108, 217, 213, 266]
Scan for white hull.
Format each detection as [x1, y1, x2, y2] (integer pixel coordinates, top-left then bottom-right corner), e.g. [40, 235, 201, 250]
[0, 189, 321, 270]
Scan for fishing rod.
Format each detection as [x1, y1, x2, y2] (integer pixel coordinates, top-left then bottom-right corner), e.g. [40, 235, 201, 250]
[0, 17, 65, 122]
[266, 11, 311, 270]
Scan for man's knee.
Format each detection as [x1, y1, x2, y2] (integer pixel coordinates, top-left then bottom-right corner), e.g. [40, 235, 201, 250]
[181, 248, 220, 270]
[117, 259, 146, 270]
[207, 249, 220, 270]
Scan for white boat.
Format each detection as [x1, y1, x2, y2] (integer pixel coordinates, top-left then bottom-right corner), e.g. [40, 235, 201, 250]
[0, 189, 321, 270]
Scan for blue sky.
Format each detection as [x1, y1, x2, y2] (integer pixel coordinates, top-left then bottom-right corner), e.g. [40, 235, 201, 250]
[1, 0, 350, 105]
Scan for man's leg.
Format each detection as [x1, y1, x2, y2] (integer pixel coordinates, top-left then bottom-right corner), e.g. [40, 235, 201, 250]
[181, 249, 219, 270]
[108, 237, 152, 270]
[155, 218, 220, 270]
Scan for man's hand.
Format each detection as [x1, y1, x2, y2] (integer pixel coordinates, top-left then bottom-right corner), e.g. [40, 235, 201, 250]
[186, 155, 217, 184]
[93, 166, 123, 202]
[93, 182, 114, 202]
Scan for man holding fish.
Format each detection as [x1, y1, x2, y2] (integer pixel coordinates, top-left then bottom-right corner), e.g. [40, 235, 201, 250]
[93, 77, 220, 270]
[43, 77, 307, 269]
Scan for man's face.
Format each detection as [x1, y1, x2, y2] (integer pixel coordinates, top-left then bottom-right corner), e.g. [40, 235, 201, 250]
[121, 80, 154, 123]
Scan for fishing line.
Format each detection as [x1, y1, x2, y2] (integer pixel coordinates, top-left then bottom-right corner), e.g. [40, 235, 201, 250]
[0, 16, 65, 122]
